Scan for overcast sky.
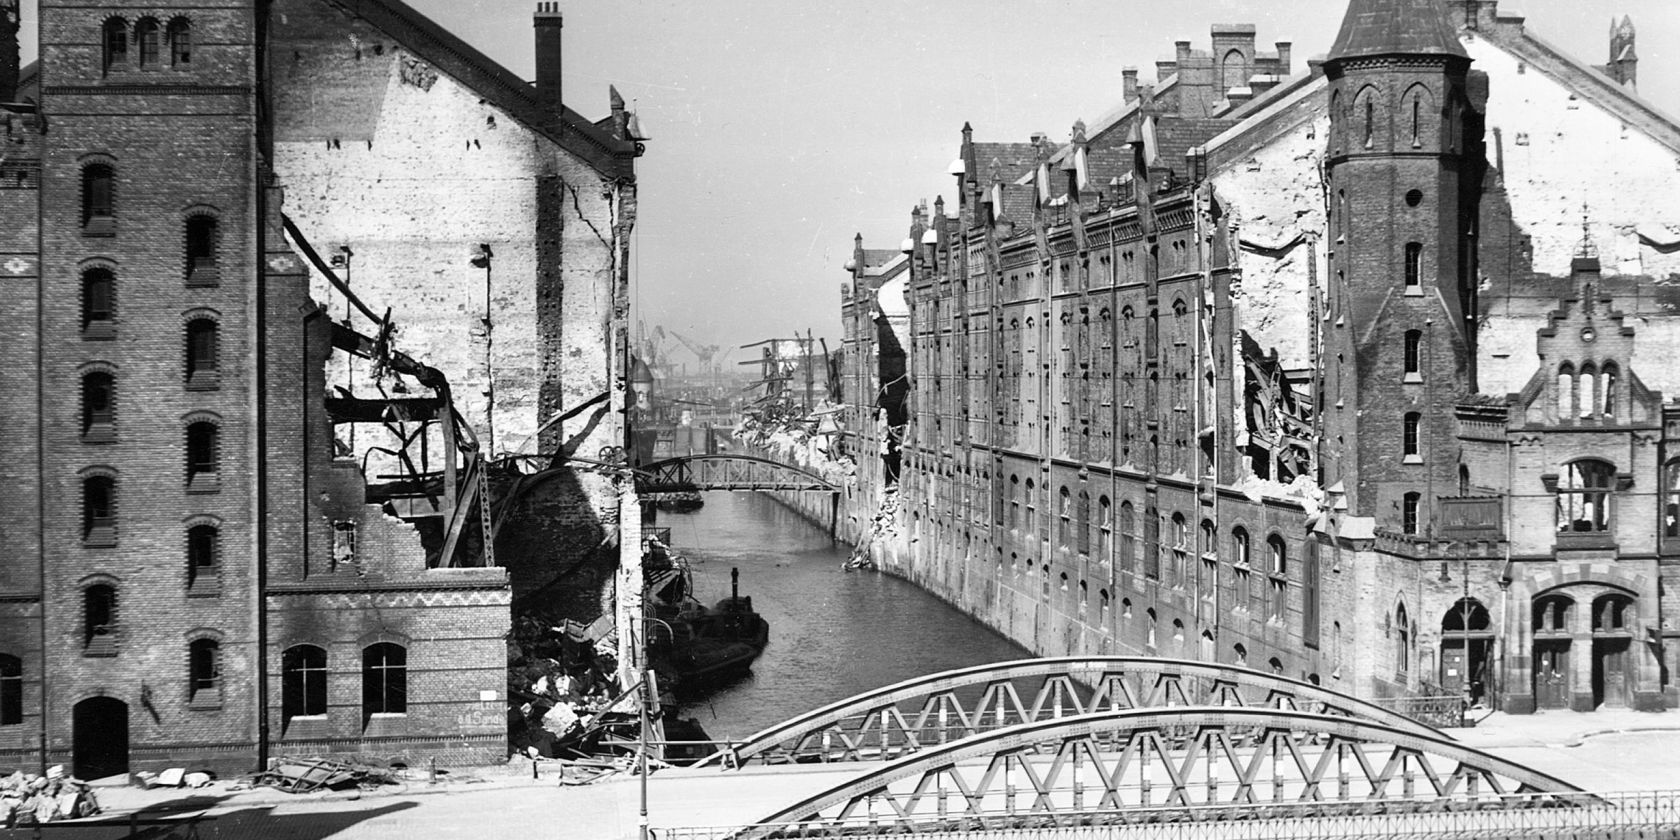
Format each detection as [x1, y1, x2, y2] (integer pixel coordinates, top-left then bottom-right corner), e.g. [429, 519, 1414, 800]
[16, 1, 1680, 353]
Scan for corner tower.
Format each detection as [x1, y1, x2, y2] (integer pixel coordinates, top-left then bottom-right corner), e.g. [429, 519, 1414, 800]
[1320, 0, 1479, 534]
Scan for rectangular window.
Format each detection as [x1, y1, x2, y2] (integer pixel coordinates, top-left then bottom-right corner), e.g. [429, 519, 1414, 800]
[1404, 243, 1423, 291]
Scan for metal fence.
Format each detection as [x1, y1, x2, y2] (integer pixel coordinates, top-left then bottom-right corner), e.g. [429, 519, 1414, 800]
[1376, 695, 1466, 729]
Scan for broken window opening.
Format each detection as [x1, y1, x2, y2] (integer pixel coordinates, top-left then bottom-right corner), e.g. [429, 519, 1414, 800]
[1557, 458, 1615, 534]
[186, 421, 219, 491]
[83, 475, 115, 547]
[84, 584, 117, 655]
[333, 520, 358, 569]
[187, 524, 218, 590]
[188, 638, 221, 707]
[362, 643, 407, 717]
[102, 18, 128, 73]
[283, 645, 328, 722]
[185, 319, 219, 389]
[0, 655, 19, 725]
[82, 371, 115, 441]
[185, 215, 219, 285]
[83, 164, 115, 235]
[82, 268, 115, 337]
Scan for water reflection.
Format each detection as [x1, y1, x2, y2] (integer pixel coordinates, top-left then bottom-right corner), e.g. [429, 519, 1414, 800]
[661, 492, 1029, 740]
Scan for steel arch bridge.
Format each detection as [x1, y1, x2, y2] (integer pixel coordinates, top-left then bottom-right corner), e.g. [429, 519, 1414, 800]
[697, 657, 1444, 768]
[722, 707, 1588, 839]
[636, 454, 837, 494]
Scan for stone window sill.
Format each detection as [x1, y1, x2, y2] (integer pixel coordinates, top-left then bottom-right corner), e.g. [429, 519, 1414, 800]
[1403, 372, 1423, 384]
[83, 322, 117, 341]
[82, 425, 117, 444]
[83, 527, 116, 548]
[186, 474, 221, 494]
[1403, 454, 1424, 465]
[83, 217, 116, 238]
[186, 266, 221, 287]
[186, 374, 221, 392]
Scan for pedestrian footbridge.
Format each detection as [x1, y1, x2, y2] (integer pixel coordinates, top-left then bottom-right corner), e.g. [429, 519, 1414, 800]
[652, 657, 1680, 839]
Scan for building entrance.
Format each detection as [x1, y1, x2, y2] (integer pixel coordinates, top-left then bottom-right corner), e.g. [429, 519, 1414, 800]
[72, 696, 128, 780]
[1440, 598, 1493, 706]
[1533, 640, 1570, 710]
[1593, 638, 1631, 708]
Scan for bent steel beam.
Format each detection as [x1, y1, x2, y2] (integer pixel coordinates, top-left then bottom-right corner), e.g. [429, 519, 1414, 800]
[636, 454, 837, 493]
[697, 656, 1443, 768]
[727, 707, 1586, 839]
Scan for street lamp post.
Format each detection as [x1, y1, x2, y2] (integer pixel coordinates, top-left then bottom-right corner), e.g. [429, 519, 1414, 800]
[471, 244, 495, 454]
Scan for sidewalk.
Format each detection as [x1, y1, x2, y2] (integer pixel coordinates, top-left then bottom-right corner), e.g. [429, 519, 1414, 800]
[1446, 708, 1680, 792]
[1448, 707, 1680, 748]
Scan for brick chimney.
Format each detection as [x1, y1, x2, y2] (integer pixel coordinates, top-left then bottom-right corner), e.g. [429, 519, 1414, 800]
[0, 0, 20, 104]
[533, 3, 563, 116]
[1122, 67, 1138, 103]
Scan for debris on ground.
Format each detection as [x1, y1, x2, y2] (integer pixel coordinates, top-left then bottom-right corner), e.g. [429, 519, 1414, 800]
[252, 757, 399, 794]
[0, 767, 101, 827]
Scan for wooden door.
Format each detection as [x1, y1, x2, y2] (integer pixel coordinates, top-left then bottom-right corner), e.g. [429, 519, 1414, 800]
[1534, 640, 1570, 710]
[1441, 643, 1467, 696]
[1595, 638, 1630, 708]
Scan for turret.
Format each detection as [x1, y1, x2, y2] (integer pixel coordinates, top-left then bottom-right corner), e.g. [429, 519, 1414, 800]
[1320, 0, 1480, 535]
[1607, 16, 1637, 89]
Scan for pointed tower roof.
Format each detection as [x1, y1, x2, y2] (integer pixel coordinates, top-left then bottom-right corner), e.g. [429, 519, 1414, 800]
[1327, 0, 1466, 64]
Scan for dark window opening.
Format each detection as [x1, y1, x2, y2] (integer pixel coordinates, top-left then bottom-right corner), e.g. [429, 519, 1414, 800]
[185, 320, 219, 389]
[1403, 491, 1422, 534]
[187, 524, 217, 589]
[185, 422, 219, 490]
[362, 643, 406, 716]
[1557, 458, 1615, 533]
[189, 639, 220, 706]
[0, 655, 20, 726]
[1404, 242, 1423, 290]
[82, 268, 115, 337]
[83, 476, 115, 546]
[82, 372, 115, 441]
[135, 19, 160, 68]
[168, 19, 192, 66]
[83, 165, 115, 235]
[185, 216, 219, 285]
[283, 646, 328, 721]
[84, 584, 117, 654]
[1403, 412, 1422, 459]
[1403, 329, 1422, 378]
[102, 19, 128, 73]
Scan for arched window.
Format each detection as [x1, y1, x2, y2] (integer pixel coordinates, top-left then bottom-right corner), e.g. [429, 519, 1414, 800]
[1403, 329, 1422, 379]
[1411, 97, 1421, 147]
[1221, 48, 1248, 94]
[1144, 504, 1160, 579]
[188, 638, 221, 706]
[1008, 474, 1020, 530]
[1557, 458, 1615, 533]
[83, 474, 115, 546]
[82, 268, 116, 338]
[1533, 595, 1573, 634]
[1023, 478, 1036, 535]
[83, 164, 115, 234]
[1058, 486, 1071, 547]
[362, 643, 407, 716]
[1578, 362, 1599, 419]
[1404, 242, 1422, 290]
[134, 19, 160, 68]
[1402, 491, 1422, 534]
[1394, 603, 1410, 674]
[1233, 526, 1250, 567]
[1146, 608, 1157, 648]
[1119, 501, 1135, 570]
[1365, 98, 1375, 147]
[1403, 412, 1422, 459]
[1076, 490, 1091, 554]
[1266, 534, 1288, 622]
[187, 524, 218, 589]
[82, 371, 115, 441]
[1557, 362, 1576, 419]
[1600, 362, 1618, 419]
[1592, 594, 1633, 633]
[1098, 496, 1112, 556]
[1443, 598, 1491, 633]
[1234, 643, 1248, 667]
[84, 584, 117, 652]
[1171, 513, 1188, 588]
[283, 645, 328, 722]
[185, 319, 218, 388]
[185, 421, 219, 490]
[167, 18, 192, 67]
[102, 18, 128, 73]
[0, 654, 21, 725]
[185, 215, 219, 284]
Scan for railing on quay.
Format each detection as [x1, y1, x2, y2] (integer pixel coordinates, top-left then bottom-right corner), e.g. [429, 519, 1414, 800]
[1375, 694, 1468, 729]
[656, 789, 1680, 840]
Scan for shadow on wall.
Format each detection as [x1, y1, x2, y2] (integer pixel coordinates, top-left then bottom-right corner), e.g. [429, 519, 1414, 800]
[492, 466, 614, 618]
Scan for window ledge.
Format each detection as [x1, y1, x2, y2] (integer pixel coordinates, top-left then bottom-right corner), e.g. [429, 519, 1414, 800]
[83, 218, 116, 238]
[1403, 372, 1424, 384]
[186, 475, 222, 494]
[1403, 287, 1424, 297]
[1403, 454, 1425, 464]
[186, 375, 221, 392]
[82, 323, 117, 341]
[187, 586, 221, 598]
[188, 693, 223, 711]
[186, 266, 221, 287]
[83, 527, 117, 548]
[82, 425, 117, 444]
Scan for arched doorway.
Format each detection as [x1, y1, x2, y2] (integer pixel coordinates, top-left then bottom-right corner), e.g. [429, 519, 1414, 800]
[72, 696, 129, 780]
[1532, 595, 1574, 710]
[1441, 598, 1494, 706]
[1591, 593, 1635, 708]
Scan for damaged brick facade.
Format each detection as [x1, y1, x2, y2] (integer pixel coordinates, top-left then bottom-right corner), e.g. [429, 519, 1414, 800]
[0, 0, 638, 776]
[843, 0, 1680, 714]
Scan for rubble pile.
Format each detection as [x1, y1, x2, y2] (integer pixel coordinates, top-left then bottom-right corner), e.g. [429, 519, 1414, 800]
[506, 612, 630, 758]
[734, 399, 853, 483]
[253, 757, 396, 794]
[0, 767, 100, 827]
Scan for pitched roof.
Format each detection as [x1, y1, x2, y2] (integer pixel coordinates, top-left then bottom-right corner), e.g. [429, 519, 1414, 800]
[327, 0, 638, 179]
[1328, 0, 1467, 63]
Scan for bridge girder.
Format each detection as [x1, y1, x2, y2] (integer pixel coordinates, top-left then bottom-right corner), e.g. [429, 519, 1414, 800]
[699, 656, 1444, 768]
[636, 454, 837, 493]
[725, 707, 1587, 839]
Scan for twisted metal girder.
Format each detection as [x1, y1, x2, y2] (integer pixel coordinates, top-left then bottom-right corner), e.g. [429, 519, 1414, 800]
[697, 657, 1444, 768]
[636, 454, 837, 493]
[726, 707, 1587, 839]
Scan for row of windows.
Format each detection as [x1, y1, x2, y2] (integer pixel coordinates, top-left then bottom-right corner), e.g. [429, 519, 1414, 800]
[81, 371, 223, 441]
[282, 643, 407, 721]
[79, 306, 221, 390]
[0, 640, 410, 726]
[79, 166, 222, 274]
[102, 17, 193, 73]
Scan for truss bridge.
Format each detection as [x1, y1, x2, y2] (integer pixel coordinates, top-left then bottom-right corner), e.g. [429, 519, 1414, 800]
[635, 454, 837, 494]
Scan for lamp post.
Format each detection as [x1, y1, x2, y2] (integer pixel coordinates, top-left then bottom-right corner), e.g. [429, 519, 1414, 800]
[331, 247, 354, 449]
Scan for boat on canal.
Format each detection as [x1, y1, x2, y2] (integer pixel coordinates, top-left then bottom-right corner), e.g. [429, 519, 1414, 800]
[644, 536, 770, 693]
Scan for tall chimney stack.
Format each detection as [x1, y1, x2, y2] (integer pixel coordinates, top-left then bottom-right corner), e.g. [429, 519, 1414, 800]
[0, 0, 20, 104]
[533, 3, 564, 117]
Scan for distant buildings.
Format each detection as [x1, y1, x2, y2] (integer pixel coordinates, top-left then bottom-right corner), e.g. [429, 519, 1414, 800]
[0, 0, 641, 775]
[843, 0, 1680, 713]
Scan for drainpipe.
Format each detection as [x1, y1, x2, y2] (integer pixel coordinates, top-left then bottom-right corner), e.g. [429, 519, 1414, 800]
[35, 89, 47, 776]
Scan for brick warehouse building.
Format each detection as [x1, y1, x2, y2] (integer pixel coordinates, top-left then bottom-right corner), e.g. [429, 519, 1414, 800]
[842, 0, 1680, 714]
[0, 0, 641, 775]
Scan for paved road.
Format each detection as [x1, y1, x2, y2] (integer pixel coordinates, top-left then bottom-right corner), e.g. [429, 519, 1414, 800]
[20, 709, 1680, 838]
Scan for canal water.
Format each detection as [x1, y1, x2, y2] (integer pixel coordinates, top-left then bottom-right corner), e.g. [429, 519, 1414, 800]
[659, 492, 1029, 741]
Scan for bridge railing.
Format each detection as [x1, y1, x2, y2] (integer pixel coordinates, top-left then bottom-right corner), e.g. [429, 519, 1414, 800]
[1375, 694, 1467, 729]
[656, 788, 1680, 840]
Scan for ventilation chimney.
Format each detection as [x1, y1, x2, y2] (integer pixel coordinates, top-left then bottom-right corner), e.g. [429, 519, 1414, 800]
[1122, 67, 1138, 103]
[533, 3, 563, 117]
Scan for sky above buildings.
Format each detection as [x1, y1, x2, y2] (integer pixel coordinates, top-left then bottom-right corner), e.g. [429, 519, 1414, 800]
[15, 1, 1680, 353]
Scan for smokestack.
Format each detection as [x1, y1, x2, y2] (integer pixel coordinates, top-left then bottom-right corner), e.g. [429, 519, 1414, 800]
[533, 3, 563, 117]
[1122, 67, 1138, 103]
